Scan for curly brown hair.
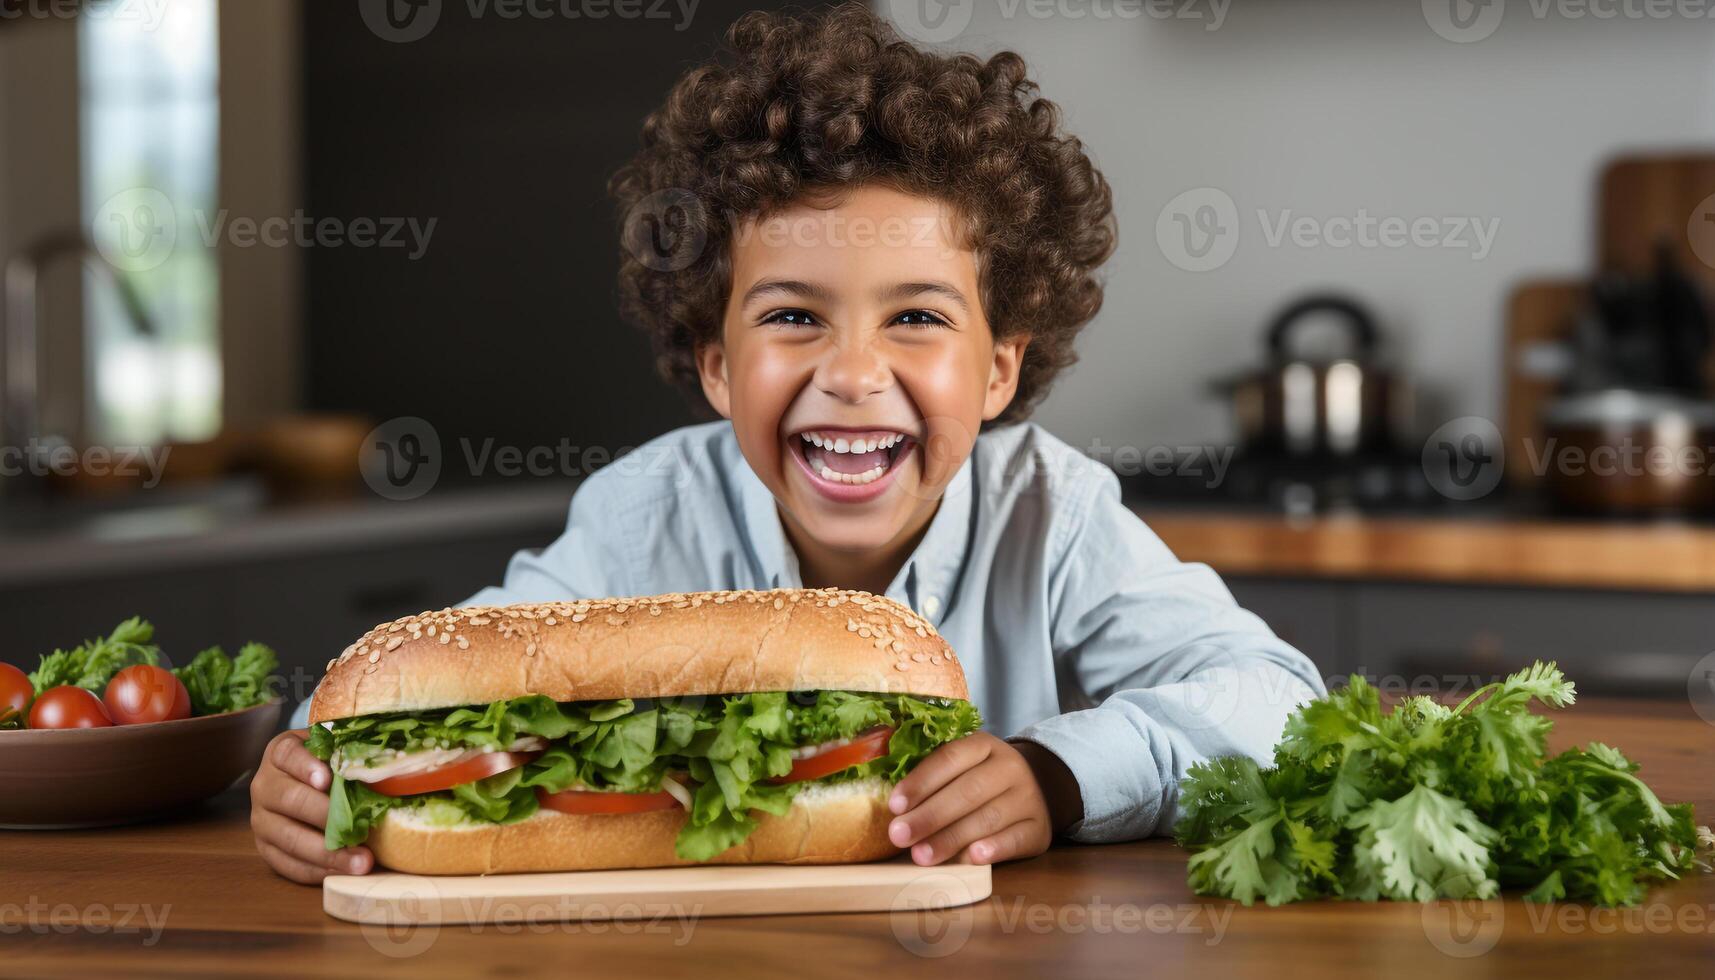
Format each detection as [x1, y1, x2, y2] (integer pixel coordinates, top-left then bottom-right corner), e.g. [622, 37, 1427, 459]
[609, 2, 1116, 424]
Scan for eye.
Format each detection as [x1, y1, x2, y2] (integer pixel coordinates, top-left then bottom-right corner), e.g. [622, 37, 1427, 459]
[760, 309, 819, 328]
[893, 309, 951, 329]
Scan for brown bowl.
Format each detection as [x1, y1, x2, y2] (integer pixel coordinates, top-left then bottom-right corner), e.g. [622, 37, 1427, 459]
[0, 702, 281, 829]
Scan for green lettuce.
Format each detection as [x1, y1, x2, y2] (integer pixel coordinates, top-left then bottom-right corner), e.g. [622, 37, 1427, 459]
[28, 617, 161, 695]
[308, 691, 981, 857]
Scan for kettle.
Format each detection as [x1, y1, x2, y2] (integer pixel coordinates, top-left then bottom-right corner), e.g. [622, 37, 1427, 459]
[1212, 294, 1410, 459]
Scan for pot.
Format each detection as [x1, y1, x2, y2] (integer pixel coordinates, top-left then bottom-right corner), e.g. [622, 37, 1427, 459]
[1214, 294, 1410, 459]
[1538, 389, 1715, 515]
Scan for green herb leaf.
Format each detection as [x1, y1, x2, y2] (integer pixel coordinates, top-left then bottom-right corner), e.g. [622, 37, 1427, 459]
[1177, 661, 1700, 907]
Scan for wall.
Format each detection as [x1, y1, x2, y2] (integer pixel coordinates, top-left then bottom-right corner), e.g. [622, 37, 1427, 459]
[878, 0, 1715, 452]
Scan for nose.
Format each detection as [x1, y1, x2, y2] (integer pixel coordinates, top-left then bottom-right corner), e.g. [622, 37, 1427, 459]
[813, 337, 892, 404]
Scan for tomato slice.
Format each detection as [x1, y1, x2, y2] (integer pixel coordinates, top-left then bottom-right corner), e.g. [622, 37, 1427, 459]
[773, 726, 895, 784]
[365, 750, 542, 797]
[536, 786, 683, 815]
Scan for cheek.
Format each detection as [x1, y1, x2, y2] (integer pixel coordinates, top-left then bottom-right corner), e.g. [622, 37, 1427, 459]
[727, 341, 813, 461]
[894, 343, 989, 491]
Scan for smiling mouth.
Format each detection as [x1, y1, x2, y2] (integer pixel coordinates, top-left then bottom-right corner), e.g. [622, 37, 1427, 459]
[789, 429, 917, 488]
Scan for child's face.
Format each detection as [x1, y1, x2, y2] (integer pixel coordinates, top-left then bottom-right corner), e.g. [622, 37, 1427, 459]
[697, 184, 1026, 557]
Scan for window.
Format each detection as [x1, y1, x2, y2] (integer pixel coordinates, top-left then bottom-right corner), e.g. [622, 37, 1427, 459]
[80, 0, 220, 445]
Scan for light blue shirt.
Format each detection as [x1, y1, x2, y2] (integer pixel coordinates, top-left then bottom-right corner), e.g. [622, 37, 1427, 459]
[297, 420, 1324, 842]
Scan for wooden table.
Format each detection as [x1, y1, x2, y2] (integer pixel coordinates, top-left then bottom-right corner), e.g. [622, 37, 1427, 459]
[4, 699, 1711, 978]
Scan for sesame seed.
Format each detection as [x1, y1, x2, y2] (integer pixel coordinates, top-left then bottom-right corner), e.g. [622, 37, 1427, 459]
[440, 632, 452, 645]
[386, 636, 403, 651]
[526, 643, 537, 656]
[773, 597, 784, 610]
[368, 650, 382, 664]
[544, 617, 556, 626]
[572, 613, 586, 622]
[893, 662, 908, 671]
[911, 652, 927, 663]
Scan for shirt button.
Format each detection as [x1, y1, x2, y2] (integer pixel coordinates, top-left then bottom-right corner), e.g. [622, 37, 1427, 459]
[922, 595, 941, 617]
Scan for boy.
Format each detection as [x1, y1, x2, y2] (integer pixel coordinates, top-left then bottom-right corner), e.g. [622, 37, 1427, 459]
[252, 3, 1322, 884]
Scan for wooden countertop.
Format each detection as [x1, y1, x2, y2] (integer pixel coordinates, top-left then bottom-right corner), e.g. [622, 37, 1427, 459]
[1139, 509, 1715, 593]
[4, 699, 1710, 978]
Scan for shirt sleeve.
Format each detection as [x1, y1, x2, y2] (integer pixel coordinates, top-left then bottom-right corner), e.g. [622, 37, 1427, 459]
[1007, 470, 1327, 844]
[461, 480, 635, 607]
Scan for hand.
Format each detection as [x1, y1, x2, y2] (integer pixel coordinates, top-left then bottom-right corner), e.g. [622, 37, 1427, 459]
[250, 729, 374, 884]
[886, 733, 1079, 866]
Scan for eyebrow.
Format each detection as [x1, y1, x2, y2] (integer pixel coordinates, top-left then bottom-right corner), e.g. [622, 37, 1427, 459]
[739, 279, 836, 309]
[739, 278, 971, 315]
[883, 280, 971, 315]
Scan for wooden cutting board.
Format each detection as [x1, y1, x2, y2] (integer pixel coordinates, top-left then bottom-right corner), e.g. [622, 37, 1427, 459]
[324, 860, 991, 925]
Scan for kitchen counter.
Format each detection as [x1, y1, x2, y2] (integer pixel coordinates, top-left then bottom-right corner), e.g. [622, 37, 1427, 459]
[0, 480, 575, 590]
[1138, 508, 1715, 593]
[4, 698, 1710, 978]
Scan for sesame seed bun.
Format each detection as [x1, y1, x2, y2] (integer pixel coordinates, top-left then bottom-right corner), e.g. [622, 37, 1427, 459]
[308, 588, 967, 724]
[368, 778, 898, 874]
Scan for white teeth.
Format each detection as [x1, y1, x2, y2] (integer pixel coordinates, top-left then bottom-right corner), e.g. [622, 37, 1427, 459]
[797, 431, 908, 454]
[814, 460, 888, 485]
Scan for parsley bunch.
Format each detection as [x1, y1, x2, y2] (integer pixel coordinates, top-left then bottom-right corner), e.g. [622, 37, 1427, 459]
[1177, 662, 1706, 906]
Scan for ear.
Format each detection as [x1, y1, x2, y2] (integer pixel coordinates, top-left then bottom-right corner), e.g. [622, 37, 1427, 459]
[696, 342, 734, 419]
[981, 335, 1030, 421]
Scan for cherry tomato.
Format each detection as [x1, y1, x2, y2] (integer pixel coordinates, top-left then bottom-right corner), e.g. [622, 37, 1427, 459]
[771, 726, 895, 784]
[366, 750, 542, 797]
[28, 686, 115, 729]
[0, 663, 31, 726]
[104, 664, 192, 725]
[536, 786, 683, 815]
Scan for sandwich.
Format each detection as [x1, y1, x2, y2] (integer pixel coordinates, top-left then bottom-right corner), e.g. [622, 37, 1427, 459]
[305, 588, 980, 874]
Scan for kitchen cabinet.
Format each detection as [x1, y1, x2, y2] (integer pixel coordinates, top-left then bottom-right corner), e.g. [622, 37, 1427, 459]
[1225, 574, 1714, 697]
[0, 485, 571, 714]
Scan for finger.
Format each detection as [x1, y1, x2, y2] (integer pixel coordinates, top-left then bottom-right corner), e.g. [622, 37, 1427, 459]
[269, 731, 332, 791]
[890, 761, 1009, 851]
[265, 768, 332, 828]
[912, 788, 1032, 866]
[963, 818, 1045, 866]
[889, 735, 991, 815]
[254, 807, 372, 874]
[257, 839, 332, 886]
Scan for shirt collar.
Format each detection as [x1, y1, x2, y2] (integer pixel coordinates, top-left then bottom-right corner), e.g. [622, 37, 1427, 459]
[737, 452, 975, 626]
